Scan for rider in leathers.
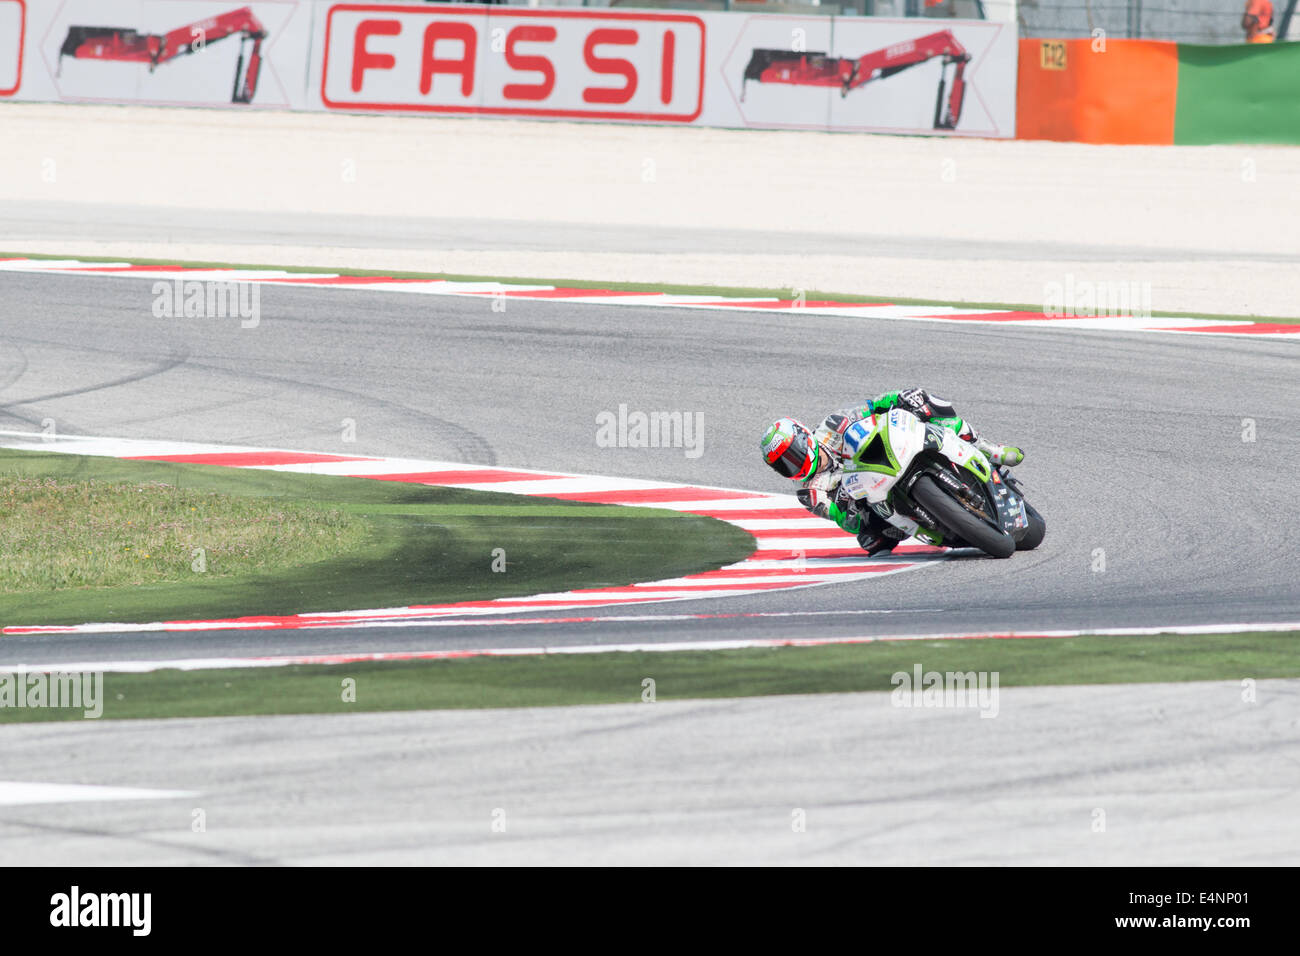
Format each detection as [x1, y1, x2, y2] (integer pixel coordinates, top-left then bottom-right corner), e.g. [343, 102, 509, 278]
[760, 388, 1023, 555]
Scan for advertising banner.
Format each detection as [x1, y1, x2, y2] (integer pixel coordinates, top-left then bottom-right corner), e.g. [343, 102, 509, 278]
[318, 5, 705, 122]
[0, 0, 24, 98]
[4, 0, 314, 109]
[3, 0, 1018, 137]
[310, 5, 1017, 136]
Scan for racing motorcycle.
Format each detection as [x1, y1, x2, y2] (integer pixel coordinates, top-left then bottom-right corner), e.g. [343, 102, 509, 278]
[837, 407, 1045, 558]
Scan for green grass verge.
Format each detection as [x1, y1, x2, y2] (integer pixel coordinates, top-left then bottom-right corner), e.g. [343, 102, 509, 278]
[1, 473, 368, 591]
[1, 631, 1295, 723]
[0, 449, 753, 628]
[4, 250, 1294, 327]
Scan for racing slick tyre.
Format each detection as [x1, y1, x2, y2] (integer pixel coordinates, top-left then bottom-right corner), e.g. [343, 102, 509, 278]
[911, 474, 1015, 559]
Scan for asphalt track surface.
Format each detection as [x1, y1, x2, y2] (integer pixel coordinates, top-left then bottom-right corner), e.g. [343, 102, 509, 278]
[3, 268, 1299, 868]
[1, 271, 1298, 666]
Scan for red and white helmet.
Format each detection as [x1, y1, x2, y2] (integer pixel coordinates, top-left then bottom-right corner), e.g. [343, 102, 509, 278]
[760, 417, 820, 481]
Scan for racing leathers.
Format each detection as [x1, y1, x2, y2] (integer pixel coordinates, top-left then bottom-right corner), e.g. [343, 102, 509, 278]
[794, 388, 1022, 555]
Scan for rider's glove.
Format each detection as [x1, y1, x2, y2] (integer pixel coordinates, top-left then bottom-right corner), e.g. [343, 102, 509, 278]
[897, 388, 935, 420]
[796, 487, 830, 520]
[799, 485, 865, 533]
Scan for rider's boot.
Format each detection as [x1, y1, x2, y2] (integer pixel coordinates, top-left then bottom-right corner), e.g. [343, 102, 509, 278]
[954, 422, 1023, 468]
[975, 437, 1024, 467]
[856, 527, 898, 556]
[856, 516, 908, 555]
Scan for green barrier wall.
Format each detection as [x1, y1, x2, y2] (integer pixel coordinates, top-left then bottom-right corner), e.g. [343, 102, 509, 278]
[1175, 42, 1300, 145]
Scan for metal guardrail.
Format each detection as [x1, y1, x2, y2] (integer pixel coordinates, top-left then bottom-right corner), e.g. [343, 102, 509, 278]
[431, 0, 999, 20]
[433, 0, 1295, 42]
[1018, 0, 1298, 43]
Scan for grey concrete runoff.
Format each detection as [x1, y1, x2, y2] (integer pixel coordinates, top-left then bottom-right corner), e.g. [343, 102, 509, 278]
[1, 680, 1295, 865]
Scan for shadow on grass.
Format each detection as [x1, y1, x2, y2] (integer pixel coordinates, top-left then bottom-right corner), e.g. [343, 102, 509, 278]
[0, 450, 754, 627]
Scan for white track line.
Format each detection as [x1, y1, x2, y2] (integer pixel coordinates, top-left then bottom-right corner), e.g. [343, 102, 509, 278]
[7, 621, 1297, 674]
[0, 782, 198, 806]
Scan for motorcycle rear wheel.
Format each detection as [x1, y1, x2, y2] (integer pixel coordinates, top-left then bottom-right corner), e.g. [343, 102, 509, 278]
[912, 474, 1016, 559]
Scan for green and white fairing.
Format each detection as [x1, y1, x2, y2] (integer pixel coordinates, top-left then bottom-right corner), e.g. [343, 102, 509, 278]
[838, 407, 1007, 547]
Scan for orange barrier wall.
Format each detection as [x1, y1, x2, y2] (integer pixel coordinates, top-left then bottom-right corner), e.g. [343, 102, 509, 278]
[1016, 39, 1178, 145]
